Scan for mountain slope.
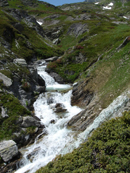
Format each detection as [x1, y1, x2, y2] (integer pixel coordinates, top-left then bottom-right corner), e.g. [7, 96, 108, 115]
[1, 0, 130, 172]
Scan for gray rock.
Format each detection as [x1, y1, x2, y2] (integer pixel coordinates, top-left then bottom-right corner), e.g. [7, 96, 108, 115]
[67, 23, 89, 37]
[54, 103, 67, 113]
[0, 0, 8, 7]
[1, 107, 9, 118]
[0, 140, 19, 162]
[0, 72, 12, 87]
[45, 56, 58, 62]
[49, 72, 64, 84]
[13, 59, 27, 67]
[36, 86, 45, 93]
[21, 116, 41, 128]
[52, 38, 60, 44]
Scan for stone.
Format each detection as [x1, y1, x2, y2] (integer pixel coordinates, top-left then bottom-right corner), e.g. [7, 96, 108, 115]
[13, 59, 27, 67]
[37, 74, 45, 86]
[1, 107, 9, 118]
[0, 0, 8, 7]
[45, 56, 58, 62]
[54, 103, 67, 113]
[49, 72, 64, 84]
[36, 86, 45, 93]
[50, 119, 56, 124]
[21, 116, 41, 128]
[0, 140, 19, 162]
[52, 38, 60, 45]
[0, 72, 12, 87]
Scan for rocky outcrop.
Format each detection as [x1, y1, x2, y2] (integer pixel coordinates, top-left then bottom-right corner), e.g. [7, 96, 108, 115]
[6, 9, 45, 38]
[71, 80, 94, 107]
[117, 36, 130, 50]
[68, 98, 101, 131]
[67, 23, 89, 37]
[13, 59, 27, 67]
[0, 140, 19, 162]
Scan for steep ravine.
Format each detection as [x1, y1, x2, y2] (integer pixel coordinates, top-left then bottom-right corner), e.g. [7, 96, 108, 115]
[15, 63, 130, 173]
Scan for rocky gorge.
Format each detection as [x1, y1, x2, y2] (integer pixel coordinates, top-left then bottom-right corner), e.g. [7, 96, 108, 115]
[0, 0, 130, 172]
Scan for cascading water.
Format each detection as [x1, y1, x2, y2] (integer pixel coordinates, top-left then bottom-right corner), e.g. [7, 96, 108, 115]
[15, 62, 82, 173]
[15, 61, 130, 173]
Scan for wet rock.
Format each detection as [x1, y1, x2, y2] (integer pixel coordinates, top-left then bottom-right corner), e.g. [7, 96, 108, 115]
[13, 59, 27, 67]
[21, 116, 41, 128]
[37, 74, 45, 86]
[47, 97, 54, 104]
[54, 103, 67, 113]
[36, 86, 45, 93]
[0, 72, 12, 87]
[27, 147, 46, 161]
[49, 72, 64, 84]
[50, 119, 56, 124]
[0, 140, 19, 162]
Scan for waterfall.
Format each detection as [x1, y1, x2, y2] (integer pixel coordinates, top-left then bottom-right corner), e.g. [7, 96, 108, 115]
[15, 62, 130, 173]
[15, 63, 82, 173]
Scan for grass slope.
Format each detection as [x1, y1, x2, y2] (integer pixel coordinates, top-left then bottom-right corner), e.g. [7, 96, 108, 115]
[37, 111, 130, 173]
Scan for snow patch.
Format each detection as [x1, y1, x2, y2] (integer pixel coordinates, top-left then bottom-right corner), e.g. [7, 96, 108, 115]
[37, 21, 43, 25]
[103, 2, 114, 10]
[95, 2, 99, 5]
[123, 16, 128, 19]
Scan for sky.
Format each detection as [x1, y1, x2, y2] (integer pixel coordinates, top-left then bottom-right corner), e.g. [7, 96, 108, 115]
[40, 0, 84, 6]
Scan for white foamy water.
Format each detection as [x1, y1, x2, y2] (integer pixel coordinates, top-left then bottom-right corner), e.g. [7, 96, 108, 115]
[15, 65, 82, 173]
[37, 65, 72, 91]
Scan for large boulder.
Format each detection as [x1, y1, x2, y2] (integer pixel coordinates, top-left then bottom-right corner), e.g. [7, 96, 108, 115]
[13, 59, 27, 67]
[49, 72, 64, 84]
[21, 116, 41, 128]
[0, 140, 19, 162]
[0, 72, 12, 87]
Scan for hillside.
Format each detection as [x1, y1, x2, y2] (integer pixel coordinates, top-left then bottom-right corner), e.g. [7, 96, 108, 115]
[0, 0, 130, 172]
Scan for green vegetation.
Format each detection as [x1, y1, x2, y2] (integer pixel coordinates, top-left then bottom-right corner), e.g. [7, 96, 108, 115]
[0, 93, 31, 141]
[37, 111, 130, 173]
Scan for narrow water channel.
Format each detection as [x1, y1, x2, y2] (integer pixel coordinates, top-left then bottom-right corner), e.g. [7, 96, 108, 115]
[15, 62, 82, 173]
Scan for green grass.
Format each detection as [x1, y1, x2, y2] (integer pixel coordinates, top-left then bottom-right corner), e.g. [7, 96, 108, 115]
[37, 111, 130, 173]
[0, 93, 31, 141]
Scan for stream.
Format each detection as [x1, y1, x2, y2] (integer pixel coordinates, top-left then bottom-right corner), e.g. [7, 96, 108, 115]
[15, 61, 130, 173]
[15, 62, 82, 173]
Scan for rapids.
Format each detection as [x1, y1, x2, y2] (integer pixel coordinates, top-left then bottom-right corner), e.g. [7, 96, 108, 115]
[15, 62, 130, 173]
[15, 63, 82, 173]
